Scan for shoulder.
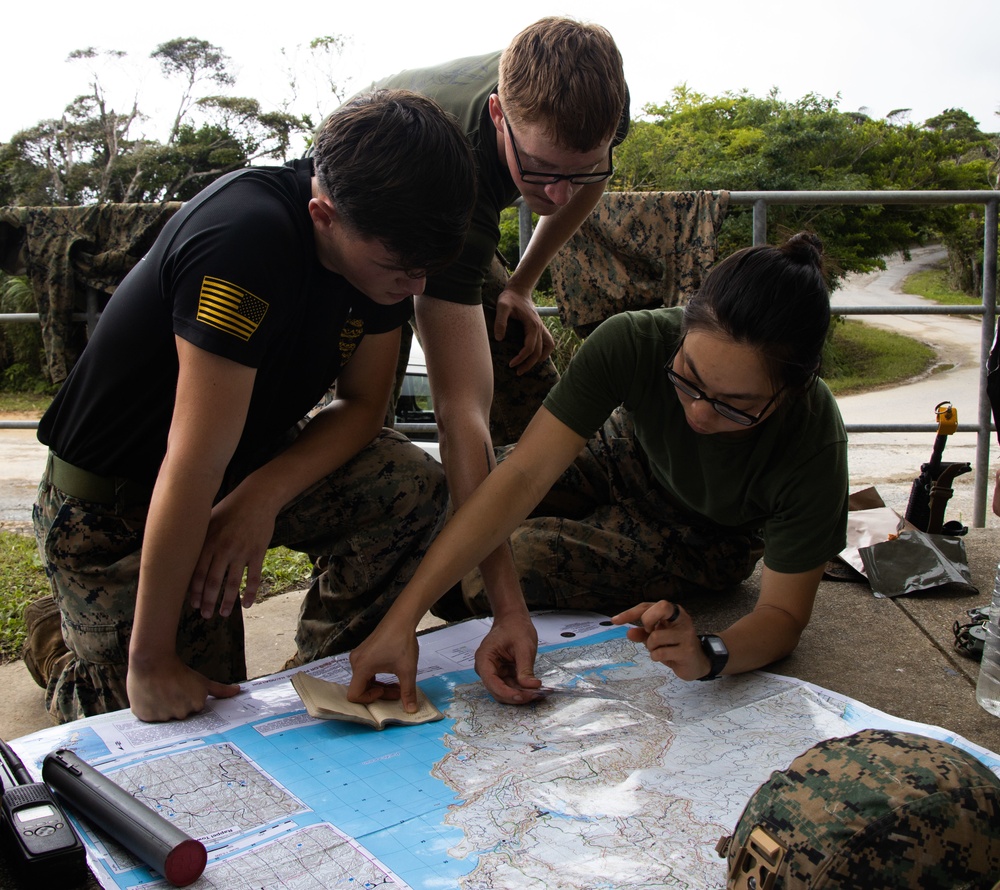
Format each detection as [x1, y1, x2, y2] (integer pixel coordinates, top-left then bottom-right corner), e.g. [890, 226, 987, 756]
[585, 306, 682, 351]
[366, 54, 501, 140]
[171, 165, 307, 253]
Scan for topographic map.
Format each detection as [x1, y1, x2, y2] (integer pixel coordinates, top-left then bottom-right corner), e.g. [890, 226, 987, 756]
[12, 613, 1000, 889]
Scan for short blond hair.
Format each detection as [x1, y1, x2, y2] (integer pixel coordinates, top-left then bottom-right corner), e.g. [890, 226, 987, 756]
[498, 17, 626, 152]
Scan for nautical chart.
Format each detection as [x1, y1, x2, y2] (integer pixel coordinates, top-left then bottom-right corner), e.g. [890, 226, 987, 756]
[12, 613, 1000, 889]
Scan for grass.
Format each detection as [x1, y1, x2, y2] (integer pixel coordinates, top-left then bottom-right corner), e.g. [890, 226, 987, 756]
[902, 267, 986, 306]
[0, 391, 52, 416]
[0, 273, 952, 664]
[0, 531, 48, 664]
[822, 318, 935, 396]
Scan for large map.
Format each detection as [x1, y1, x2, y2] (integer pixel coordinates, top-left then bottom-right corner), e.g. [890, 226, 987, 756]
[12, 613, 1000, 889]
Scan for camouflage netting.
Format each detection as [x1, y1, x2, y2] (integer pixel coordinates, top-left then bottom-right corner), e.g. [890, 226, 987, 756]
[0, 204, 182, 383]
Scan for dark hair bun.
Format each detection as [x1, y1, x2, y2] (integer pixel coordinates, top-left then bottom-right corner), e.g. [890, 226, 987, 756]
[783, 232, 824, 268]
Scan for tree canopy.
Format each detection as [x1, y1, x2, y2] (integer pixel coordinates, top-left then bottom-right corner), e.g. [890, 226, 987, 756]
[609, 87, 998, 294]
[0, 35, 346, 205]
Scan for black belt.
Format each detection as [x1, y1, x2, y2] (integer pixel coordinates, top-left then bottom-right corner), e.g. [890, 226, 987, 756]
[48, 453, 153, 507]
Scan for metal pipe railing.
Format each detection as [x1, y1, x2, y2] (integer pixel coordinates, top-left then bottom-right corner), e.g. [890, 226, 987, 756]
[3, 190, 999, 520]
[730, 190, 999, 526]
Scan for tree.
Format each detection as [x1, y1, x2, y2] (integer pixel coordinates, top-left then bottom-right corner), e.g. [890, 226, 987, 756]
[0, 36, 316, 206]
[152, 38, 236, 145]
[613, 87, 996, 292]
[278, 35, 351, 137]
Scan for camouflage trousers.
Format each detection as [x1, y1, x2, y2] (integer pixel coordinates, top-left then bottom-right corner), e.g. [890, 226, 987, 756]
[386, 256, 560, 446]
[459, 407, 764, 616]
[33, 429, 447, 723]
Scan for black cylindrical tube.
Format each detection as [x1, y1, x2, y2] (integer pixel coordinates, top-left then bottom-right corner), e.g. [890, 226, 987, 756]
[42, 748, 207, 887]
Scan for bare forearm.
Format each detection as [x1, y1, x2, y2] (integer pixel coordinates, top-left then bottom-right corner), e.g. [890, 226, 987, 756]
[130, 467, 219, 665]
[715, 565, 824, 674]
[714, 604, 808, 675]
[436, 416, 527, 617]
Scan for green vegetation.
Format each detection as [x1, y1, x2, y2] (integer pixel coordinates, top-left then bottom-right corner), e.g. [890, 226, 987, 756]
[902, 266, 989, 306]
[0, 531, 48, 663]
[258, 548, 313, 598]
[822, 318, 935, 395]
[612, 92, 998, 299]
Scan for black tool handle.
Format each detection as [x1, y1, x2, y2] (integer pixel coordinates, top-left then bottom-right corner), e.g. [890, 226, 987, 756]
[42, 748, 206, 887]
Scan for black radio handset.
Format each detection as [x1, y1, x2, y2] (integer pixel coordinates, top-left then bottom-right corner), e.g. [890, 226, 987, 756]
[0, 737, 87, 884]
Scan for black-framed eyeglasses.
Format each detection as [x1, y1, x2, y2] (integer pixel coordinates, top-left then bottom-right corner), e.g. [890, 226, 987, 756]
[504, 119, 613, 185]
[665, 340, 784, 427]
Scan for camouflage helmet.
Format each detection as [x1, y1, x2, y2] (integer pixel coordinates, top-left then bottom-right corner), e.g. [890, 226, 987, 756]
[716, 729, 1000, 889]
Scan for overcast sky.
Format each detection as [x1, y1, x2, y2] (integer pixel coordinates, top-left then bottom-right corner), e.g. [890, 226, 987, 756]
[4, 0, 998, 150]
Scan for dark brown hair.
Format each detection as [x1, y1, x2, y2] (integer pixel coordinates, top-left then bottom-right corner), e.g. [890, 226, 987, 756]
[313, 89, 476, 274]
[682, 233, 830, 394]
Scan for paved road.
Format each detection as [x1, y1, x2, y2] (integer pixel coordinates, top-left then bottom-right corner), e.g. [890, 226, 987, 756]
[830, 245, 998, 528]
[1, 245, 997, 527]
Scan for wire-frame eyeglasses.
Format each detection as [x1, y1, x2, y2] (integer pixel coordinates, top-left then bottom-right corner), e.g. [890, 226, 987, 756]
[665, 340, 784, 427]
[504, 119, 613, 185]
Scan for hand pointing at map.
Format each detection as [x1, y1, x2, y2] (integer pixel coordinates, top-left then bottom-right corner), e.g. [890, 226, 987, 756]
[611, 601, 712, 682]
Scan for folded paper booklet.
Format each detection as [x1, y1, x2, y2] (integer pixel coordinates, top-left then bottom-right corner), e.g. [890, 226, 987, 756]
[291, 672, 444, 730]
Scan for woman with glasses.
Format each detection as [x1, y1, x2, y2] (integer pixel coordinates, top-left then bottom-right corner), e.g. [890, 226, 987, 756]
[347, 233, 848, 711]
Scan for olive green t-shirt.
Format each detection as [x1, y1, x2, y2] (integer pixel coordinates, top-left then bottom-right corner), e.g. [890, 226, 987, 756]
[543, 307, 849, 574]
[370, 52, 517, 304]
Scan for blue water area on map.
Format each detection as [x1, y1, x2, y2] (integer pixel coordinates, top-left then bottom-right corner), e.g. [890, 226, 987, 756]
[221, 669, 482, 888]
[211, 631, 629, 887]
[22, 725, 110, 773]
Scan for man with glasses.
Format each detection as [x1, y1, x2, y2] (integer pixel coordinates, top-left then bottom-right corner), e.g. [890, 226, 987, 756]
[291, 18, 629, 703]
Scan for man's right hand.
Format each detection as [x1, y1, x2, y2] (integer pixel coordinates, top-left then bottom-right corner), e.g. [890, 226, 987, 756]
[473, 611, 542, 704]
[126, 653, 241, 722]
[347, 617, 422, 712]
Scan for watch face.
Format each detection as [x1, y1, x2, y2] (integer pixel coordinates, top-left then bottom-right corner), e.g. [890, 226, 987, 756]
[698, 634, 729, 681]
[705, 636, 727, 657]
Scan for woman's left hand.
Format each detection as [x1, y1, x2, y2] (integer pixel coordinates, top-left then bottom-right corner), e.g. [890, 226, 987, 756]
[611, 600, 712, 681]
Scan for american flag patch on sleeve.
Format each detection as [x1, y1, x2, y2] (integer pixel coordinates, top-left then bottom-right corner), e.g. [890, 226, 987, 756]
[196, 276, 269, 340]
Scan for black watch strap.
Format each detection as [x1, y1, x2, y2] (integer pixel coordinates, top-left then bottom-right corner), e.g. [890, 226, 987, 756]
[697, 634, 729, 681]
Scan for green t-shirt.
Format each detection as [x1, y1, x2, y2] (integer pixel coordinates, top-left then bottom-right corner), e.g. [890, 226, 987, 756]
[543, 307, 849, 574]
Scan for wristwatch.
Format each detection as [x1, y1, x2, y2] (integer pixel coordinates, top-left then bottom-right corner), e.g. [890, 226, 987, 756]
[697, 634, 729, 681]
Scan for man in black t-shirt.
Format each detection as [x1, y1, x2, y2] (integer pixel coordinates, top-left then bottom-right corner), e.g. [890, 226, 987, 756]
[31, 91, 476, 724]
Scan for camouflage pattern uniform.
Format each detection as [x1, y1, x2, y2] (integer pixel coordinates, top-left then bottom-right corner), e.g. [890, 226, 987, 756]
[480, 255, 560, 446]
[385, 255, 560, 447]
[33, 429, 447, 723]
[549, 191, 730, 337]
[454, 407, 764, 618]
[718, 728, 1000, 889]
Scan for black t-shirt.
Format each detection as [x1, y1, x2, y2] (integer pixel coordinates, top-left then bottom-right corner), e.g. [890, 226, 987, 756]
[39, 159, 411, 485]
